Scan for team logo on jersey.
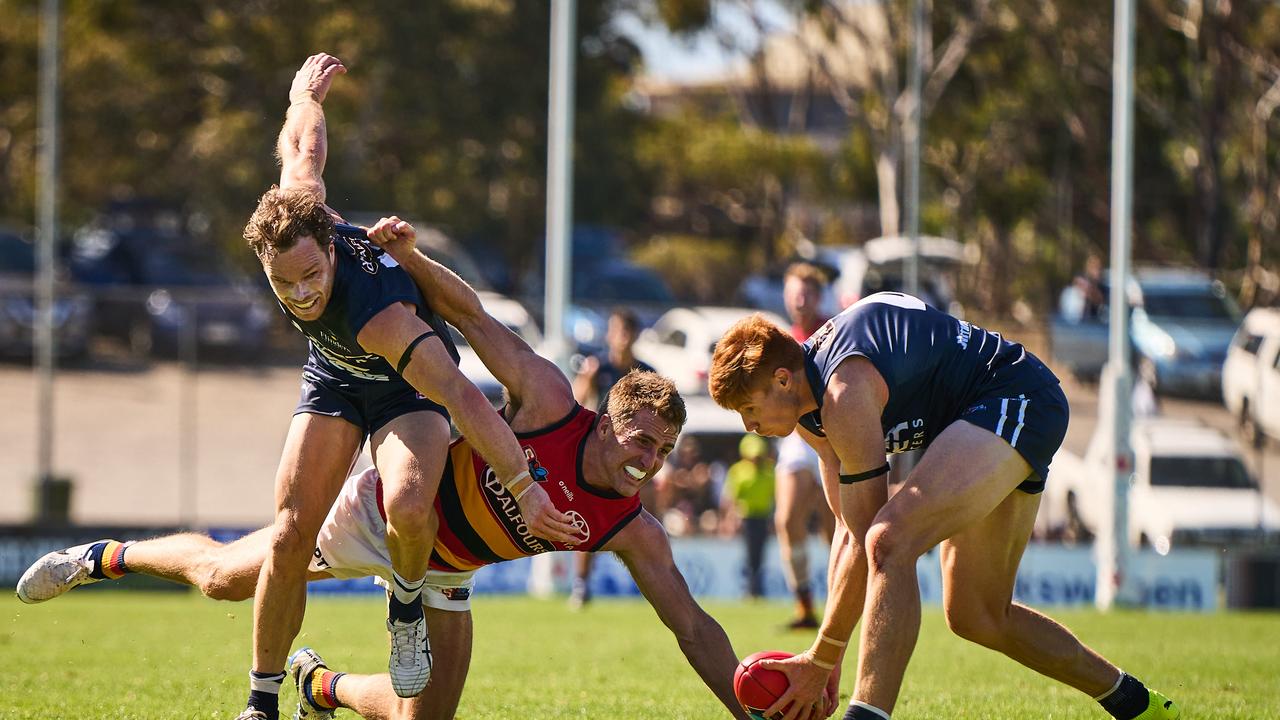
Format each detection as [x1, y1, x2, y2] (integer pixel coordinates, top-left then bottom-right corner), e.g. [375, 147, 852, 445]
[341, 233, 380, 275]
[482, 466, 554, 554]
[564, 510, 591, 549]
[809, 318, 837, 352]
[884, 418, 926, 454]
[955, 320, 973, 350]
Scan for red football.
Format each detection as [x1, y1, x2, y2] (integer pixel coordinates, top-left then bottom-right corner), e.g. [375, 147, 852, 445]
[733, 650, 793, 718]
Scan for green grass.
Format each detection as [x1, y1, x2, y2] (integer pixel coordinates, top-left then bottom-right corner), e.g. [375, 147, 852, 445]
[2, 591, 1278, 719]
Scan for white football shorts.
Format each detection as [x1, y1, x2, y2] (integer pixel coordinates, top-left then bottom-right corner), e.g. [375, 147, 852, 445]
[309, 466, 477, 612]
[776, 431, 821, 481]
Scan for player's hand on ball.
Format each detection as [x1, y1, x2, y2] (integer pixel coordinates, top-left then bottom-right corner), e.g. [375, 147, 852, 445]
[290, 52, 346, 105]
[365, 216, 417, 260]
[515, 483, 581, 544]
[760, 652, 835, 720]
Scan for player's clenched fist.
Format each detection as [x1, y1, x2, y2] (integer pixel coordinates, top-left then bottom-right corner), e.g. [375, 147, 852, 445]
[290, 52, 346, 105]
[365, 216, 418, 261]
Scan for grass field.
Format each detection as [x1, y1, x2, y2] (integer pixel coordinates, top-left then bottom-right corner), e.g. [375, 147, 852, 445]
[2, 591, 1278, 719]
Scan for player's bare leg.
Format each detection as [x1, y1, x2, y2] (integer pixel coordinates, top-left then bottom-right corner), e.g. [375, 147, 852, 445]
[305, 608, 473, 720]
[570, 552, 594, 609]
[370, 410, 451, 697]
[126, 530, 269, 601]
[851, 421, 1034, 716]
[941, 486, 1179, 719]
[17, 529, 269, 604]
[775, 466, 822, 628]
[249, 413, 362, 717]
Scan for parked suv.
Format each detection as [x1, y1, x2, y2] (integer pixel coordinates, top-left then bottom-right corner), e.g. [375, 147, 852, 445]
[0, 228, 94, 360]
[1046, 418, 1280, 552]
[69, 208, 273, 358]
[1049, 268, 1241, 395]
[1222, 307, 1280, 447]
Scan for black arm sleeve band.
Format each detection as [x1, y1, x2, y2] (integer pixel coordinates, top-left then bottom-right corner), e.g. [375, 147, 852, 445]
[838, 463, 891, 484]
[396, 330, 438, 375]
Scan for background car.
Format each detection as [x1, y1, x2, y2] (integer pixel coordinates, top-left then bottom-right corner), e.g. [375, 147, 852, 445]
[1222, 307, 1280, 447]
[0, 228, 94, 360]
[632, 306, 789, 396]
[1045, 418, 1280, 552]
[1049, 268, 1242, 395]
[738, 235, 973, 319]
[70, 229, 273, 359]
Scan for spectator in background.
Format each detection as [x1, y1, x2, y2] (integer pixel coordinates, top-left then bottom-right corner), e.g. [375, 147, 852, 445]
[1074, 253, 1107, 320]
[720, 433, 776, 599]
[570, 307, 654, 609]
[775, 262, 837, 629]
[657, 435, 717, 534]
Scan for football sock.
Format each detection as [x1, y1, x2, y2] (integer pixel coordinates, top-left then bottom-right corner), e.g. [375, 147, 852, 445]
[86, 540, 130, 580]
[1096, 672, 1151, 720]
[389, 572, 425, 623]
[307, 668, 346, 710]
[247, 669, 285, 720]
[843, 701, 891, 720]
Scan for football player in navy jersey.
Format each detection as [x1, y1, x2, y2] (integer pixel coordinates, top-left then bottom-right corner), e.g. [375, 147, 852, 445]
[708, 294, 1179, 720]
[233, 53, 577, 720]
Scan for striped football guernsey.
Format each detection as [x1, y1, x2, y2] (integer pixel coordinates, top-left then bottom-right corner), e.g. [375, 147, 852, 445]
[376, 405, 642, 572]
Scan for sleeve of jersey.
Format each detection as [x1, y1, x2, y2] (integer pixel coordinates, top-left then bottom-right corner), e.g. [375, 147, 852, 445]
[819, 318, 880, 389]
[345, 262, 425, 338]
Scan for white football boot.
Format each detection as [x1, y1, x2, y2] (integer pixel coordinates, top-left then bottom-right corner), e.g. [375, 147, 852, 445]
[16, 541, 110, 604]
[386, 599, 433, 697]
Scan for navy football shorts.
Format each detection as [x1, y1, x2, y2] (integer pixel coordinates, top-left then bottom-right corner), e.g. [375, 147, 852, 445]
[295, 369, 449, 436]
[956, 382, 1069, 494]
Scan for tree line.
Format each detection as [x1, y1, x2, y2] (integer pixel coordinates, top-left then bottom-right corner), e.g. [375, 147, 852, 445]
[1, 0, 1275, 316]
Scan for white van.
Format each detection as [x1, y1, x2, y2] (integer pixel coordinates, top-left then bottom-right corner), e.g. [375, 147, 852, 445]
[1222, 307, 1280, 446]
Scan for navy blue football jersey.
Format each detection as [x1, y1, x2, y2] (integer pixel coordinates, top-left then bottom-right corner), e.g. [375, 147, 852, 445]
[278, 223, 458, 384]
[798, 292, 1058, 454]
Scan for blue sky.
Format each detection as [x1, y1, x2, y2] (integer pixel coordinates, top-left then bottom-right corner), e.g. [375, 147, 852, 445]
[613, 1, 796, 83]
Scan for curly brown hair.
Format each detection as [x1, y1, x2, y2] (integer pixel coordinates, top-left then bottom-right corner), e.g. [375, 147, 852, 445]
[605, 370, 686, 433]
[708, 314, 805, 409]
[244, 186, 334, 259]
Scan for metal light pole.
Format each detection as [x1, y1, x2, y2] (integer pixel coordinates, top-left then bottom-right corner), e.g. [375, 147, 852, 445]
[904, 0, 925, 298]
[35, 0, 61, 496]
[1096, 0, 1139, 610]
[544, 0, 577, 373]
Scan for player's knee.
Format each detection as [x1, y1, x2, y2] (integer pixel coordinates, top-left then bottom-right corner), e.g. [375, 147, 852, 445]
[269, 514, 319, 562]
[863, 520, 912, 573]
[202, 563, 256, 602]
[384, 494, 433, 536]
[944, 601, 1007, 648]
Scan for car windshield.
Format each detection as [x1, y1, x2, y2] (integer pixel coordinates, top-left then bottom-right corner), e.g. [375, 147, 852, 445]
[1150, 456, 1255, 489]
[0, 235, 36, 273]
[574, 271, 674, 303]
[1142, 291, 1235, 321]
[141, 252, 234, 286]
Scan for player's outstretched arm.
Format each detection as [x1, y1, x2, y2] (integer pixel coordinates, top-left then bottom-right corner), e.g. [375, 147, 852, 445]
[358, 303, 579, 544]
[761, 358, 891, 720]
[607, 512, 751, 720]
[277, 53, 346, 199]
[364, 217, 574, 423]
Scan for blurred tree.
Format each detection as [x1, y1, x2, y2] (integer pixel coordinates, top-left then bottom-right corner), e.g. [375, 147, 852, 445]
[0, 0, 653, 278]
